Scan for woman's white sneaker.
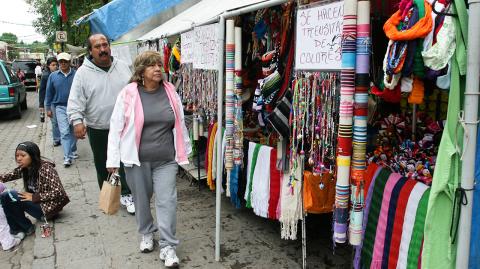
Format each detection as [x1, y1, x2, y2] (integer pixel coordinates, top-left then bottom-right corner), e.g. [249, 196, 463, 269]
[159, 245, 179, 268]
[139, 233, 154, 253]
[120, 194, 135, 214]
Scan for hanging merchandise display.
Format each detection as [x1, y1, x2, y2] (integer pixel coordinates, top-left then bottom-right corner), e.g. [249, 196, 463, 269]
[349, 0, 371, 247]
[225, 19, 235, 175]
[334, 0, 358, 245]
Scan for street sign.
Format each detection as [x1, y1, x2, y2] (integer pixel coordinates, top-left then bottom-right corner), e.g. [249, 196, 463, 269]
[56, 31, 67, 43]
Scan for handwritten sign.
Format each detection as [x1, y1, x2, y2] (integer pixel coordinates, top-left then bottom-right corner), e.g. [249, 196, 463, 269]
[193, 23, 219, 70]
[295, 1, 344, 70]
[181, 30, 194, 64]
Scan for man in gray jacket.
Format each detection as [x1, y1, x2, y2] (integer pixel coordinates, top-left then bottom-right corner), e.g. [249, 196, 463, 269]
[67, 34, 135, 214]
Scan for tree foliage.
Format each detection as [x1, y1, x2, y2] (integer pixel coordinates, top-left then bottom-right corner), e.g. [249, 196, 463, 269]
[25, 0, 108, 47]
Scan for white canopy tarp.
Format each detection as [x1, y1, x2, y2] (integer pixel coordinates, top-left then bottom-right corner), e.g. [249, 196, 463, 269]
[139, 0, 269, 40]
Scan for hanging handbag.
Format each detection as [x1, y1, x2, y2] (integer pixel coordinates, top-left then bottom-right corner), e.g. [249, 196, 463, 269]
[303, 171, 335, 214]
[98, 173, 121, 215]
[267, 89, 292, 138]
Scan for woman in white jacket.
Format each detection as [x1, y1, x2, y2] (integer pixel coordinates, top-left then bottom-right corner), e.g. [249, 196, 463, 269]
[106, 51, 191, 268]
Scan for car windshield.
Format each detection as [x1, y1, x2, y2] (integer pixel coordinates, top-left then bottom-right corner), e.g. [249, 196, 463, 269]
[13, 61, 36, 73]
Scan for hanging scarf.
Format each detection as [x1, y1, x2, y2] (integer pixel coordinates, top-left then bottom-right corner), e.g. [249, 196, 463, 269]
[354, 165, 384, 269]
[230, 165, 241, 208]
[245, 143, 261, 208]
[387, 179, 418, 269]
[207, 123, 218, 190]
[268, 148, 282, 219]
[370, 173, 403, 268]
[383, 0, 433, 41]
[279, 173, 302, 240]
[361, 168, 392, 268]
[396, 183, 429, 269]
[380, 177, 410, 268]
[252, 145, 272, 218]
[406, 188, 430, 268]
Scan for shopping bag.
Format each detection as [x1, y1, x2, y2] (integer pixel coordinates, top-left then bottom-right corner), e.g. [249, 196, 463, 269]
[303, 171, 335, 214]
[98, 173, 121, 215]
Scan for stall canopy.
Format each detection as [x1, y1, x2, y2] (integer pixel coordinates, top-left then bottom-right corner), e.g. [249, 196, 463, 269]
[75, 0, 187, 41]
[139, 0, 271, 40]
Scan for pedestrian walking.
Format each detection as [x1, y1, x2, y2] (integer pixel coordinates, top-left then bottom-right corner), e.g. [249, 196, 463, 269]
[67, 34, 135, 214]
[39, 57, 61, 143]
[0, 142, 69, 240]
[45, 53, 78, 167]
[35, 61, 42, 91]
[107, 51, 192, 268]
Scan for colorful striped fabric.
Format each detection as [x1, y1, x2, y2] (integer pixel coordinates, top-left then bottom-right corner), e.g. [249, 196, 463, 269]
[225, 20, 235, 171]
[361, 168, 392, 267]
[349, 0, 370, 247]
[354, 165, 383, 269]
[384, 179, 418, 269]
[396, 183, 429, 269]
[334, 0, 358, 244]
[370, 173, 403, 267]
[359, 171, 430, 269]
[233, 26, 243, 167]
[406, 188, 430, 269]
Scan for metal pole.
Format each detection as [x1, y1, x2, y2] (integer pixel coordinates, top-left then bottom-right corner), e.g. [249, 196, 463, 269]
[412, 104, 417, 142]
[456, 0, 480, 268]
[300, 155, 307, 269]
[215, 14, 225, 262]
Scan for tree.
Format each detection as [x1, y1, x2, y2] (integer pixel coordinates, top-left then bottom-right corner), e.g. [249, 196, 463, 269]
[0, 33, 18, 44]
[25, 0, 108, 48]
[0, 33, 20, 60]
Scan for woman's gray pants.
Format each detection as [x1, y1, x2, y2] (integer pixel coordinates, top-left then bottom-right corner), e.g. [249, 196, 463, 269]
[124, 160, 179, 248]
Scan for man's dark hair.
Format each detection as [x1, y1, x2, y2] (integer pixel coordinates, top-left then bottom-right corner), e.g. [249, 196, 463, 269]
[87, 34, 110, 52]
[46, 57, 57, 66]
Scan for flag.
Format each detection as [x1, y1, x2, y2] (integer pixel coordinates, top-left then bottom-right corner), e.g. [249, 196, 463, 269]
[51, 0, 67, 23]
[60, 0, 68, 23]
[51, 0, 59, 23]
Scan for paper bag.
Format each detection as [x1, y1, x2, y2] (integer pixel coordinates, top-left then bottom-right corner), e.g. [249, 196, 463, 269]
[98, 173, 121, 215]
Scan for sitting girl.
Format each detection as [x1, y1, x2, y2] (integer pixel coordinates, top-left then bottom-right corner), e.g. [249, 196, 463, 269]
[0, 182, 21, 251]
[0, 141, 70, 238]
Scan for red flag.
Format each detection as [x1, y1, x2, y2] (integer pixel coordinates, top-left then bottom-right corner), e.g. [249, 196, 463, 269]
[60, 0, 68, 23]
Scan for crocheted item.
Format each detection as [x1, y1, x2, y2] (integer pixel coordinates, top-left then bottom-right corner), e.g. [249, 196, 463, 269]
[383, 0, 433, 41]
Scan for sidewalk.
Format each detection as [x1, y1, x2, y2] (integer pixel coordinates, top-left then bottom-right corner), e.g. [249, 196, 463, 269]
[1, 93, 351, 268]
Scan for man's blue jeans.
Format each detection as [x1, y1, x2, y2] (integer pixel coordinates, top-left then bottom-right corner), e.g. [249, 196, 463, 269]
[50, 105, 61, 144]
[0, 191, 43, 233]
[55, 105, 77, 162]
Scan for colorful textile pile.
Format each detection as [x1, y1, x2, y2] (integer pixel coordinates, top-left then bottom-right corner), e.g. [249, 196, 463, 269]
[334, 0, 357, 244]
[349, 0, 371, 246]
[355, 165, 430, 268]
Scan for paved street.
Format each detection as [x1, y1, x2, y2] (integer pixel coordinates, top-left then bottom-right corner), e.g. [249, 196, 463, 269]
[0, 92, 351, 269]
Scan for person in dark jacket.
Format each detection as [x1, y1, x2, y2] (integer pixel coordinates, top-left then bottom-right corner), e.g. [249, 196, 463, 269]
[39, 57, 61, 145]
[0, 142, 69, 239]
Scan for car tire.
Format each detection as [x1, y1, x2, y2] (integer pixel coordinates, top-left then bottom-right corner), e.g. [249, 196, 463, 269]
[21, 97, 27, 110]
[12, 104, 22, 119]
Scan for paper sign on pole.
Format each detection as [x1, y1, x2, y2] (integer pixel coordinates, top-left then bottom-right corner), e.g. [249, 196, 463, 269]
[193, 23, 219, 70]
[295, 1, 344, 70]
[181, 30, 194, 64]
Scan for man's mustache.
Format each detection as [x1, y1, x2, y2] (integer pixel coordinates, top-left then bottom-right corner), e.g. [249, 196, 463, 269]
[99, 51, 108, 57]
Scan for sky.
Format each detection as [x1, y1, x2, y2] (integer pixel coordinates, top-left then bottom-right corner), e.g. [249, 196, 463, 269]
[0, 0, 46, 43]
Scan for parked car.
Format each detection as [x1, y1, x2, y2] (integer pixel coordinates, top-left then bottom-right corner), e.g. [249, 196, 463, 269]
[0, 60, 27, 118]
[12, 59, 37, 91]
